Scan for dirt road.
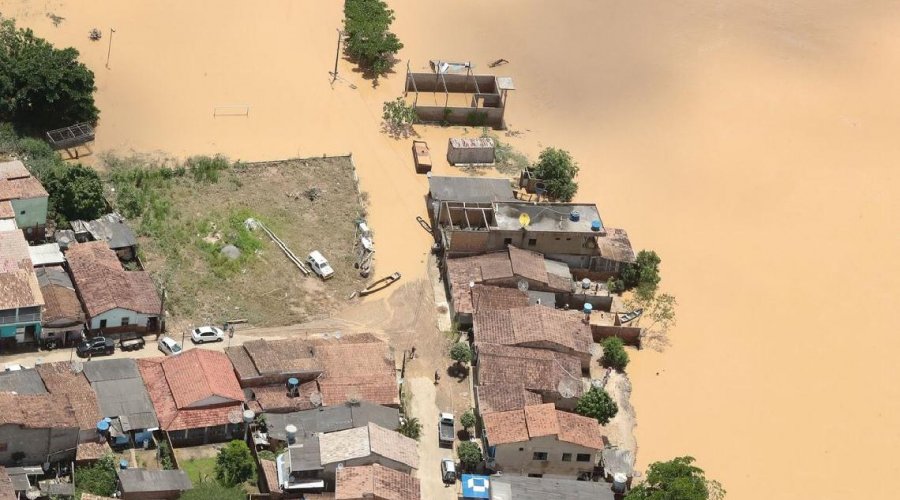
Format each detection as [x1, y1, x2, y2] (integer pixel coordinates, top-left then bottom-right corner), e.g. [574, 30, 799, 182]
[407, 377, 457, 500]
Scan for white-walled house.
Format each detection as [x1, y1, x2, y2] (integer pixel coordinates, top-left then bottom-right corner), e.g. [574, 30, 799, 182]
[66, 241, 162, 333]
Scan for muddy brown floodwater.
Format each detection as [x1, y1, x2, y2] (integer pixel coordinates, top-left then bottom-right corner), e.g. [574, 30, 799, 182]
[5, 0, 900, 498]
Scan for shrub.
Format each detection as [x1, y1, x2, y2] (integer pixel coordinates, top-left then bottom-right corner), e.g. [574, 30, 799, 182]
[382, 98, 416, 137]
[450, 342, 472, 371]
[214, 440, 256, 488]
[621, 250, 662, 299]
[575, 386, 618, 425]
[397, 417, 423, 440]
[531, 147, 579, 201]
[343, 0, 403, 77]
[460, 409, 477, 431]
[41, 163, 106, 227]
[457, 441, 483, 471]
[601, 337, 629, 371]
[74, 454, 118, 497]
[180, 481, 245, 500]
[626, 456, 725, 500]
[0, 16, 99, 133]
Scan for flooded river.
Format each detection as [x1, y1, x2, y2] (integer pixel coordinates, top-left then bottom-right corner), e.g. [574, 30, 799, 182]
[4, 0, 899, 497]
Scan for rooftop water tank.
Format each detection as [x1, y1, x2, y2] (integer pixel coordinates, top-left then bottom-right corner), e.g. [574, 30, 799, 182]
[243, 410, 256, 423]
[287, 377, 300, 397]
[583, 303, 593, 315]
[612, 472, 628, 494]
[581, 278, 591, 290]
[285, 424, 298, 444]
[96, 420, 110, 434]
[119, 459, 128, 470]
[591, 220, 602, 231]
[569, 211, 581, 222]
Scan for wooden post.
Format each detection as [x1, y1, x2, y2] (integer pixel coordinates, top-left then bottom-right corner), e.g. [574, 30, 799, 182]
[332, 29, 343, 83]
[105, 28, 115, 69]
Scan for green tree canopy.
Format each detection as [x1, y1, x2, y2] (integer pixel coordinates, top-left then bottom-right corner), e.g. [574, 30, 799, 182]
[457, 441, 483, 471]
[0, 16, 99, 133]
[621, 250, 662, 299]
[460, 409, 477, 431]
[214, 440, 256, 488]
[74, 454, 118, 497]
[626, 456, 725, 500]
[343, 0, 403, 77]
[41, 163, 106, 227]
[450, 342, 473, 366]
[601, 337, 630, 371]
[180, 481, 246, 500]
[531, 147, 580, 202]
[575, 386, 618, 425]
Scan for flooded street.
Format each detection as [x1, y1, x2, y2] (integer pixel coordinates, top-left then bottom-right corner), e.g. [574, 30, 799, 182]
[4, 0, 900, 497]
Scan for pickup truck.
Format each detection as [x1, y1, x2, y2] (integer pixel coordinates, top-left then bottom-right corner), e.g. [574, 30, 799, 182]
[119, 333, 146, 352]
[438, 412, 455, 447]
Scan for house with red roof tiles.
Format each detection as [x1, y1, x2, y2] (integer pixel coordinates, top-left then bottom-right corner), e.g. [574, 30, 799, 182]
[481, 403, 604, 480]
[137, 349, 245, 446]
[335, 463, 420, 500]
[0, 160, 48, 239]
[66, 241, 162, 334]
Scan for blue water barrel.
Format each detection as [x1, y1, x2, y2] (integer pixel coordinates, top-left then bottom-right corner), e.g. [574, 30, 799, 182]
[583, 303, 593, 315]
[119, 459, 128, 470]
[96, 420, 110, 433]
[591, 220, 602, 231]
[569, 211, 581, 222]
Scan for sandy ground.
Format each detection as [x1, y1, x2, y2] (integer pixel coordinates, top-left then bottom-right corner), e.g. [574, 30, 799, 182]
[4, 1, 900, 498]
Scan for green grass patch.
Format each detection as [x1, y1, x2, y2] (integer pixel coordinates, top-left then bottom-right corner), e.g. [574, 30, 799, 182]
[181, 457, 217, 485]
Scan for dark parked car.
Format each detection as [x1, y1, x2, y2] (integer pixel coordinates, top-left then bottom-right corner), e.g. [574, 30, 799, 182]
[76, 337, 115, 357]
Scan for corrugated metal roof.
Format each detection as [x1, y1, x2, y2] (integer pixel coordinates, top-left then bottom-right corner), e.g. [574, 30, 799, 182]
[0, 369, 48, 395]
[489, 475, 615, 500]
[27, 243, 64, 267]
[428, 176, 514, 203]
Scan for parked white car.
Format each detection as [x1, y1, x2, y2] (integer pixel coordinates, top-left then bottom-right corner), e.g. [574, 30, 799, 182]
[441, 458, 457, 484]
[157, 336, 183, 356]
[191, 326, 225, 344]
[307, 251, 334, 280]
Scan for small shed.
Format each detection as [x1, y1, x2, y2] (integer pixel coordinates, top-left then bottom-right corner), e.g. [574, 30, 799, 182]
[116, 468, 192, 500]
[462, 474, 491, 499]
[447, 137, 495, 165]
[28, 243, 65, 267]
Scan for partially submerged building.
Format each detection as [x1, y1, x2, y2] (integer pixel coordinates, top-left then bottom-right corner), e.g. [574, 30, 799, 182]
[0, 160, 48, 239]
[404, 63, 514, 129]
[474, 304, 594, 370]
[481, 403, 604, 480]
[138, 349, 245, 446]
[434, 200, 635, 278]
[67, 241, 162, 334]
[0, 230, 43, 347]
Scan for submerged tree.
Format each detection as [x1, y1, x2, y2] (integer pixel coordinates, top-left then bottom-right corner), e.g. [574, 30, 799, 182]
[531, 147, 580, 202]
[0, 16, 99, 132]
[626, 456, 725, 500]
[343, 0, 403, 78]
[621, 250, 662, 300]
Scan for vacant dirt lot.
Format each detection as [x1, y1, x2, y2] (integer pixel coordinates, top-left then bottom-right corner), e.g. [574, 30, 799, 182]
[134, 156, 367, 329]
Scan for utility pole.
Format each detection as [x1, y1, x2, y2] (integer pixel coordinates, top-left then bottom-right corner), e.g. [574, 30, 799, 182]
[105, 28, 116, 69]
[331, 29, 344, 83]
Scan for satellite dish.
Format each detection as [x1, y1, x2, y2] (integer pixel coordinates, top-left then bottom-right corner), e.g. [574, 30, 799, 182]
[517, 280, 529, 292]
[227, 409, 244, 424]
[518, 213, 531, 227]
[309, 391, 323, 407]
[557, 378, 577, 399]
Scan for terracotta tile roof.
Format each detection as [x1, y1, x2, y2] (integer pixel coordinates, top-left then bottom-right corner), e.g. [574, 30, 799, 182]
[81, 495, 118, 500]
[336, 464, 421, 500]
[485, 404, 604, 450]
[259, 459, 281, 494]
[557, 410, 605, 449]
[597, 227, 636, 264]
[67, 241, 161, 317]
[36, 362, 102, 429]
[0, 201, 13, 220]
[0, 392, 78, 429]
[475, 304, 592, 356]
[508, 246, 549, 284]
[161, 349, 244, 408]
[482, 409, 529, 445]
[476, 344, 583, 398]
[471, 285, 529, 314]
[252, 381, 319, 412]
[38, 268, 83, 325]
[227, 338, 323, 382]
[367, 422, 419, 469]
[317, 340, 398, 407]
[523, 404, 559, 438]
[0, 468, 15, 500]
[137, 353, 244, 431]
[476, 384, 543, 414]
[77, 441, 112, 461]
[0, 230, 42, 310]
[0, 160, 30, 180]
